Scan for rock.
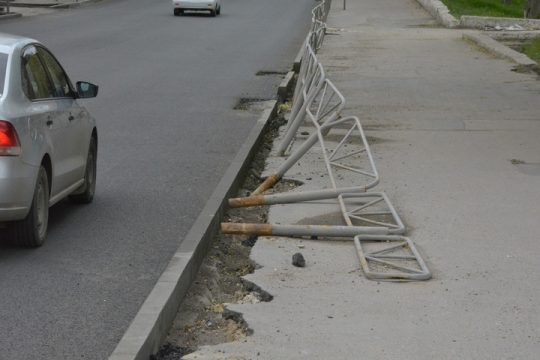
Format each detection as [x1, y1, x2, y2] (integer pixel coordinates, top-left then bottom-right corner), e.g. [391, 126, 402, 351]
[238, 292, 261, 304]
[292, 253, 306, 267]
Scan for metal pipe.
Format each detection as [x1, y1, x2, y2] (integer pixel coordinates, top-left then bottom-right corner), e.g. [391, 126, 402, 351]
[221, 223, 273, 236]
[339, 193, 405, 234]
[228, 195, 266, 208]
[221, 223, 389, 237]
[254, 116, 378, 197]
[277, 63, 326, 156]
[230, 186, 368, 208]
[250, 175, 280, 196]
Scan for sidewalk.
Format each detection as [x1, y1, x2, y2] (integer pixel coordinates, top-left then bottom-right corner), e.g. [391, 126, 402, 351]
[185, 0, 540, 358]
[0, 0, 98, 18]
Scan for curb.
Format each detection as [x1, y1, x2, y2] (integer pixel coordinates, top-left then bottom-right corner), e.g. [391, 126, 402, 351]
[463, 32, 538, 66]
[7, 3, 58, 7]
[0, 12, 22, 20]
[461, 16, 540, 30]
[488, 31, 540, 41]
[293, 44, 304, 73]
[277, 71, 295, 102]
[51, 0, 101, 9]
[414, 0, 459, 28]
[108, 92, 290, 359]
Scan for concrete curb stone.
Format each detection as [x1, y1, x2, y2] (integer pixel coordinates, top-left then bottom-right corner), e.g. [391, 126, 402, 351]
[6, 2, 57, 7]
[463, 32, 538, 66]
[414, 0, 459, 28]
[293, 43, 304, 73]
[0, 12, 22, 20]
[277, 71, 295, 102]
[108, 75, 294, 359]
[488, 30, 540, 41]
[461, 16, 540, 30]
[50, 0, 102, 9]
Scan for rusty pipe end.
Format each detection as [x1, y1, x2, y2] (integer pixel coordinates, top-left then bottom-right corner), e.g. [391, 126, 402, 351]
[228, 195, 266, 208]
[251, 175, 280, 196]
[221, 223, 273, 236]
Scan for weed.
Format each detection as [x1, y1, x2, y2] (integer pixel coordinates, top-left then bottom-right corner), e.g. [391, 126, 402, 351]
[522, 38, 540, 63]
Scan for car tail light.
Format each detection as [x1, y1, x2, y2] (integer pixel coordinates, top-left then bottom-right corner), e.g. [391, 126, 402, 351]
[0, 121, 22, 156]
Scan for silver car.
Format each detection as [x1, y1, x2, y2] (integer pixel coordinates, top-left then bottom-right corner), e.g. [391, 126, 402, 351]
[173, 0, 221, 16]
[0, 33, 98, 247]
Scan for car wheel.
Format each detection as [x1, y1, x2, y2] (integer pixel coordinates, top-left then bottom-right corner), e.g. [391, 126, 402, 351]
[10, 166, 49, 247]
[70, 137, 97, 204]
[216, 5, 220, 15]
[210, 9, 216, 16]
[174, 8, 182, 16]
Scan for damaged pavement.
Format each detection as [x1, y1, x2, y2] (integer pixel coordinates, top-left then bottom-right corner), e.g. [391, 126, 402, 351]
[158, 0, 540, 358]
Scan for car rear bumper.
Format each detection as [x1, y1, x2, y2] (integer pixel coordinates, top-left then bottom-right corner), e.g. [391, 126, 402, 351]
[173, 0, 217, 10]
[0, 157, 38, 221]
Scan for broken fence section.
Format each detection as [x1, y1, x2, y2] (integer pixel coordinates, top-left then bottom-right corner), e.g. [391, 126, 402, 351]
[354, 235, 432, 281]
[221, 0, 431, 282]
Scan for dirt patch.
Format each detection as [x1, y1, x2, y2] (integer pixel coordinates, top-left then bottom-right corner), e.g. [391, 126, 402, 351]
[233, 98, 273, 111]
[155, 104, 290, 359]
[498, 38, 540, 76]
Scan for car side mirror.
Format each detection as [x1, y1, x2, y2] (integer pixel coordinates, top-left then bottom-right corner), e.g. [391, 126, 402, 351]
[76, 81, 99, 98]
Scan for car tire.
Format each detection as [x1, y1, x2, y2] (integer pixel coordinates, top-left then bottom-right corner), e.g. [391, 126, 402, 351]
[216, 5, 220, 15]
[210, 9, 216, 16]
[70, 137, 97, 204]
[174, 8, 182, 16]
[10, 166, 49, 247]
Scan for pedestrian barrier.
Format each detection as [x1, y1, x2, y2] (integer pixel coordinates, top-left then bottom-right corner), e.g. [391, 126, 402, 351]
[310, 20, 327, 52]
[354, 235, 432, 281]
[284, 44, 325, 144]
[222, 0, 431, 281]
[257, 78, 346, 195]
[235, 114, 378, 204]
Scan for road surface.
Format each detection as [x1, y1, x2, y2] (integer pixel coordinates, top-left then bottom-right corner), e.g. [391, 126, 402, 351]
[0, 0, 313, 358]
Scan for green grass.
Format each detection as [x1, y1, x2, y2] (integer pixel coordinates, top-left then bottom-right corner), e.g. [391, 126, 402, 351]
[441, 0, 526, 18]
[522, 38, 540, 63]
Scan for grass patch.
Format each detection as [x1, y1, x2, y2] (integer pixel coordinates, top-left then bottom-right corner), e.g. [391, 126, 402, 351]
[522, 38, 540, 63]
[441, 0, 526, 18]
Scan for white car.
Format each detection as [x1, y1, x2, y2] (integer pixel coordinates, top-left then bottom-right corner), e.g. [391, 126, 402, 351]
[173, 0, 221, 16]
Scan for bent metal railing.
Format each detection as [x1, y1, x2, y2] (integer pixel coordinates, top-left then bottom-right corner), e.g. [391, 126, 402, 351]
[221, 0, 431, 281]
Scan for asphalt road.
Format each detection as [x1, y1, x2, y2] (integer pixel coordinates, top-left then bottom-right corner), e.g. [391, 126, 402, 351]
[0, 0, 313, 358]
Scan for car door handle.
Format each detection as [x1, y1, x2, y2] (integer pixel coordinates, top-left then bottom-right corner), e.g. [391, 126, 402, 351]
[68, 115, 75, 121]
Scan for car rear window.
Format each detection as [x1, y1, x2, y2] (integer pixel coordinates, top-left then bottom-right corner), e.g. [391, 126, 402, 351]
[0, 53, 7, 96]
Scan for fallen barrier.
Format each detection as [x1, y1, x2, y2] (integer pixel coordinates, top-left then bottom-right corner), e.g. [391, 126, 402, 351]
[221, 0, 431, 281]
